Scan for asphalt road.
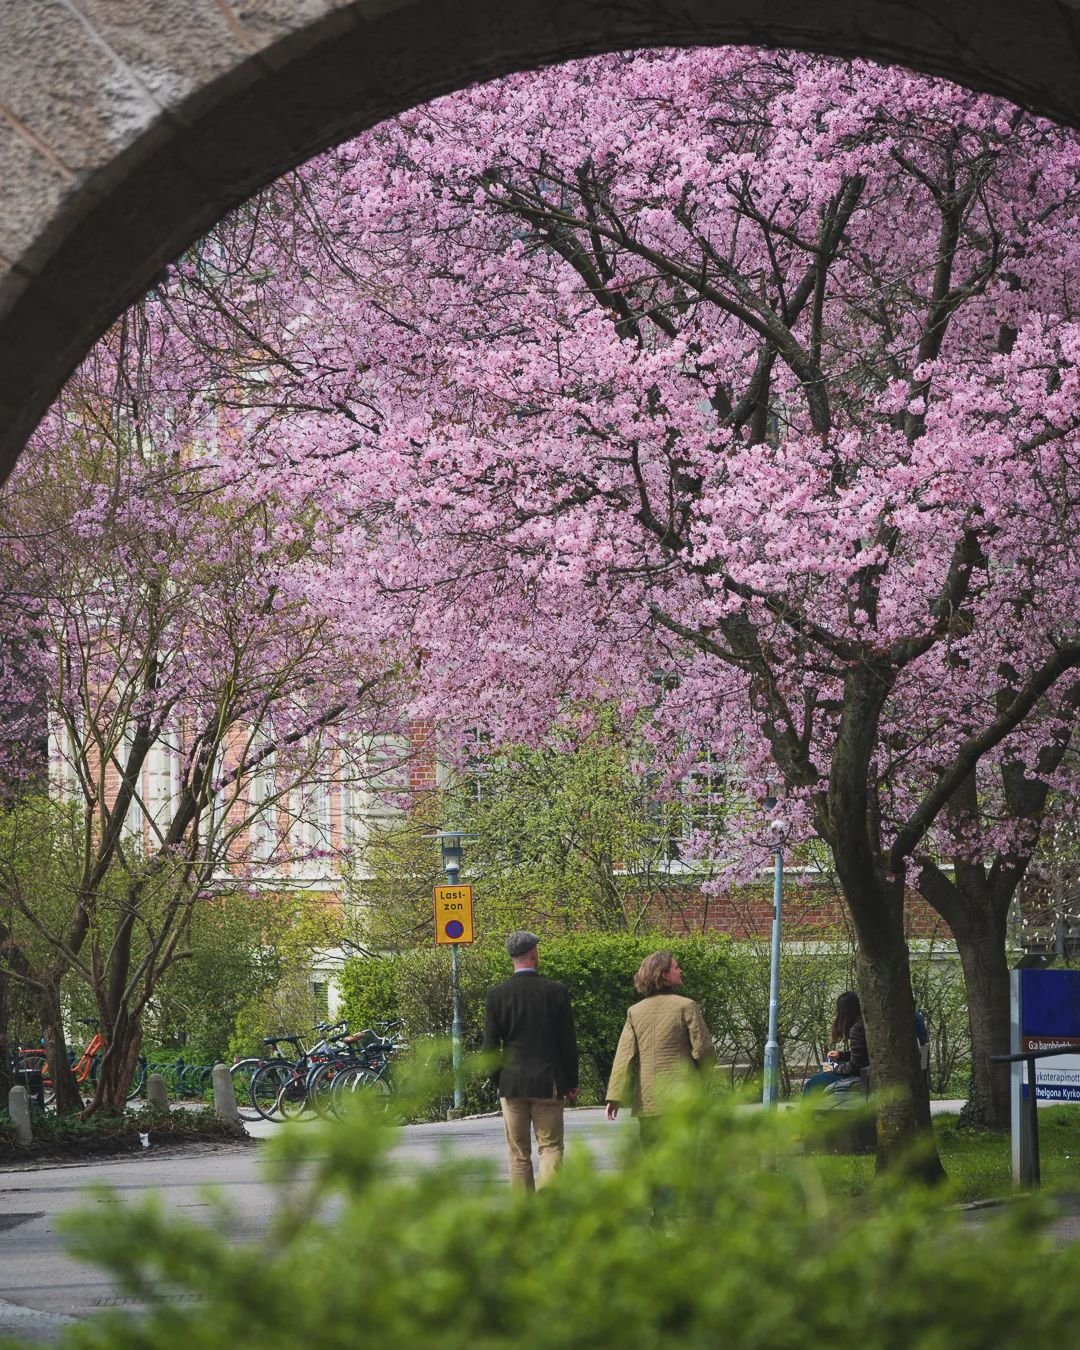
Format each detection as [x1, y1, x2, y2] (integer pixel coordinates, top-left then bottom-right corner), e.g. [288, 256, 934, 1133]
[0, 1107, 630, 1343]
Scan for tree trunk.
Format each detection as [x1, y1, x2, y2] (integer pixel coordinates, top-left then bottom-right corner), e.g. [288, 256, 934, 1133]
[917, 853, 1017, 1131]
[952, 909, 1012, 1130]
[847, 881, 941, 1176]
[825, 662, 943, 1177]
[39, 989, 82, 1115]
[84, 1011, 142, 1117]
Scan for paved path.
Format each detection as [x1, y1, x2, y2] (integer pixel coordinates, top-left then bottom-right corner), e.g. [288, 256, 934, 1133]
[0, 1108, 631, 1342]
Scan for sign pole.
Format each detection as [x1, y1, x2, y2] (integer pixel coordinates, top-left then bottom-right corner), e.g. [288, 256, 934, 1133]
[433, 831, 476, 1120]
[1010, 969, 1025, 1187]
[762, 843, 783, 1107]
[450, 944, 464, 1113]
[761, 796, 787, 1108]
[1006, 967, 1080, 1187]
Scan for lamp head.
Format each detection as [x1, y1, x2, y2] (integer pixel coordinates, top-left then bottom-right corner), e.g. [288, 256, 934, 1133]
[436, 830, 475, 877]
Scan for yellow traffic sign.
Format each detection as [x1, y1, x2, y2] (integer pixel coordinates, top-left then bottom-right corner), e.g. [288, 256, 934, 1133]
[434, 884, 475, 945]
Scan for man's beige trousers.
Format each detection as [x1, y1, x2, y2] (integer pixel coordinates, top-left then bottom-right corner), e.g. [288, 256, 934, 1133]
[499, 1097, 565, 1190]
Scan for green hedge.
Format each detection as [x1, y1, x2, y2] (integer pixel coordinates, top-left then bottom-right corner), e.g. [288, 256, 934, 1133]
[338, 933, 734, 1107]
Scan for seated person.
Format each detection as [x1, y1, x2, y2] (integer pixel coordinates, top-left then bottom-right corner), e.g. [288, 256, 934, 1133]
[803, 991, 868, 1095]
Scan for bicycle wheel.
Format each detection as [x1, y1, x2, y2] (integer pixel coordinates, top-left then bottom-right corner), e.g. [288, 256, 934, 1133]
[127, 1055, 147, 1100]
[330, 1065, 391, 1117]
[307, 1060, 346, 1117]
[229, 1058, 264, 1122]
[328, 1064, 367, 1116]
[249, 1060, 293, 1120]
[275, 1069, 310, 1121]
[15, 1051, 55, 1108]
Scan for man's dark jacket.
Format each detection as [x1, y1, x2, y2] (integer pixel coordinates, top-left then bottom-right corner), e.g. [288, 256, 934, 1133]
[483, 971, 578, 1099]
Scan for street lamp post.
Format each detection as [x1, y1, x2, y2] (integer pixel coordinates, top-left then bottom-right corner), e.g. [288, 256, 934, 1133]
[436, 831, 471, 1115]
[762, 793, 787, 1108]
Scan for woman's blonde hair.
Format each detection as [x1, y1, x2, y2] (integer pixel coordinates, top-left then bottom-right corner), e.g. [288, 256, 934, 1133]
[634, 950, 675, 997]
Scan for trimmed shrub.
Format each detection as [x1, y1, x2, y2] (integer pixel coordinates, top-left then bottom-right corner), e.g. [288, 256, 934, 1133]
[337, 933, 734, 1109]
[335, 954, 401, 1035]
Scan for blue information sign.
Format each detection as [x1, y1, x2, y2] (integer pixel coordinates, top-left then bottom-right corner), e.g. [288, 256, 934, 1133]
[1020, 969, 1080, 1102]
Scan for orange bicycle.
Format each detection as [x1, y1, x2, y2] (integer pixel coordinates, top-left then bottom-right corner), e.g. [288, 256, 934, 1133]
[16, 1019, 147, 1106]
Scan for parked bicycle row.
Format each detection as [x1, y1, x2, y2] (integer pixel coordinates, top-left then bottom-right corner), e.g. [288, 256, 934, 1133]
[10, 1016, 404, 1118]
[229, 1018, 404, 1123]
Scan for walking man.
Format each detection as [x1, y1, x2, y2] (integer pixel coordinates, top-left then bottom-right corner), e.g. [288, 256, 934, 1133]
[483, 930, 578, 1190]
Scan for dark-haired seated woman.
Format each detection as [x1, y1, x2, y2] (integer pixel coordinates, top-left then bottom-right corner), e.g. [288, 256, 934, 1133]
[802, 991, 868, 1096]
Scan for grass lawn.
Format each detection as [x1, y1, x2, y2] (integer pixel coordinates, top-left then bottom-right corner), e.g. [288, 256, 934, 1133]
[810, 1105, 1080, 1203]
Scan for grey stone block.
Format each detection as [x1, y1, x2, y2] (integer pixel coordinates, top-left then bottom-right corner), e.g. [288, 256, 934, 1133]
[212, 1062, 241, 1126]
[229, 0, 360, 68]
[8, 1085, 33, 1147]
[0, 127, 72, 266]
[0, 0, 158, 170]
[71, 0, 253, 112]
[147, 1073, 171, 1113]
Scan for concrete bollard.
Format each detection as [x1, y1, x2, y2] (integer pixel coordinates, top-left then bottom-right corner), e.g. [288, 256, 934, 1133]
[146, 1073, 170, 1114]
[8, 1085, 33, 1146]
[212, 1063, 241, 1128]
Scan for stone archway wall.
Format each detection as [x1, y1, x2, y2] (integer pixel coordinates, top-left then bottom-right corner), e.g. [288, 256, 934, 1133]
[3, 0, 1080, 482]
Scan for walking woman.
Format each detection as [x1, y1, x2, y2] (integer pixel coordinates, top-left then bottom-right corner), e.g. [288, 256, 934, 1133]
[605, 951, 713, 1144]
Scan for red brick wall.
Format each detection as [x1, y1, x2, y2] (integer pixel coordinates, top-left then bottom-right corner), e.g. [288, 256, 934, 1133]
[651, 877, 953, 943]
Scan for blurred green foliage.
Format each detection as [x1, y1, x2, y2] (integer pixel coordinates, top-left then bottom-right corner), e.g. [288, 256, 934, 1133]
[17, 1069, 1080, 1350]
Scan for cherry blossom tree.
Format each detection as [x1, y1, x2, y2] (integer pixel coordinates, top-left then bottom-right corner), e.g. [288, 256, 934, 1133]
[32, 49, 1080, 1158]
[162, 49, 1079, 1160]
[0, 321, 413, 1115]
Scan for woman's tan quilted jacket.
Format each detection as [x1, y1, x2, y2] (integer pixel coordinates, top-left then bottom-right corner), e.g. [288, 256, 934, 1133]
[605, 992, 713, 1115]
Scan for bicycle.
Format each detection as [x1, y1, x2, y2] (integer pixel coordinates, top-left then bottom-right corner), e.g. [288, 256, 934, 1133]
[329, 1020, 404, 1117]
[248, 1022, 352, 1122]
[16, 1019, 147, 1107]
[302, 1021, 402, 1117]
[274, 1022, 367, 1121]
[228, 1056, 272, 1122]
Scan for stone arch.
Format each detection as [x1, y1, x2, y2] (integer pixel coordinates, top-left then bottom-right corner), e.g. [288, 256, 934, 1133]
[3, 0, 1079, 480]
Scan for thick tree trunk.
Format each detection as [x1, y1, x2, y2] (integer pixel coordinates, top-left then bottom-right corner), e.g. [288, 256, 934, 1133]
[847, 881, 940, 1175]
[952, 910, 1012, 1130]
[825, 662, 943, 1178]
[917, 852, 1017, 1132]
